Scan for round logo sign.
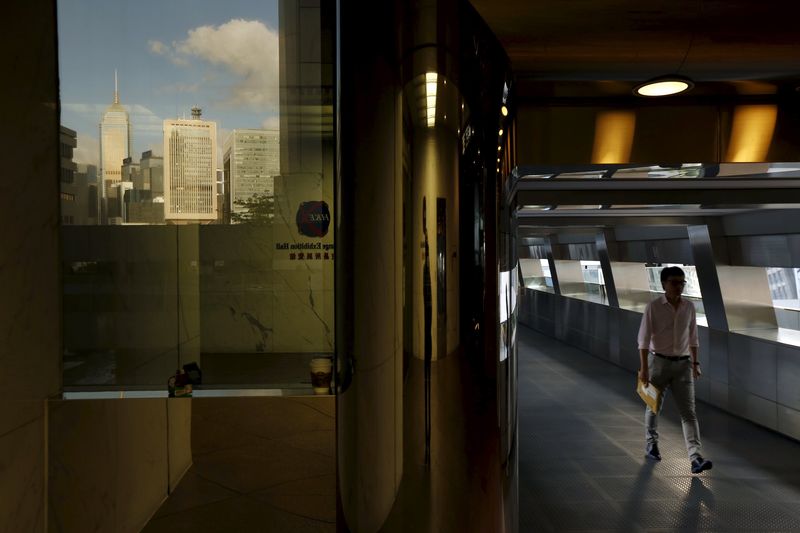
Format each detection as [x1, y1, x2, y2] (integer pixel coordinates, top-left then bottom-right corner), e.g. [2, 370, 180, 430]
[296, 201, 331, 237]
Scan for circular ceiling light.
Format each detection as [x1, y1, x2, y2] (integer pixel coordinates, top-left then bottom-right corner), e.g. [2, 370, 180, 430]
[634, 76, 694, 97]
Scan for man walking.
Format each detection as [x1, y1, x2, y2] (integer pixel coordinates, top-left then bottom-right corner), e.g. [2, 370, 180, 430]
[637, 266, 713, 474]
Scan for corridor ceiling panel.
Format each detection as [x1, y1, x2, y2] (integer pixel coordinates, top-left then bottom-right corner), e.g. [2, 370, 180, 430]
[470, 0, 800, 87]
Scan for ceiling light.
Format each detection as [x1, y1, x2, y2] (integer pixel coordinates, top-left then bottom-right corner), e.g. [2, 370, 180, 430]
[634, 76, 694, 97]
[498, 129, 504, 136]
[501, 105, 508, 116]
[497, 146, 501, 151]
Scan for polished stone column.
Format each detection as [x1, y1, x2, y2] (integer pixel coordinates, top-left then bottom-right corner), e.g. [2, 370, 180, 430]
[336, 1, 404, 530]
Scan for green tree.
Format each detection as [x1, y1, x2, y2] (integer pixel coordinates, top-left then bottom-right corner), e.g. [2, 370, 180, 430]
[231, 193, 274, 225]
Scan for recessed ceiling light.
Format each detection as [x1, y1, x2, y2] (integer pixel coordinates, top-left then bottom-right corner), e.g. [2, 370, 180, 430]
[634, 76, 694, 97]
[498, 128, 504, 136]
[501, 105, 508, 116]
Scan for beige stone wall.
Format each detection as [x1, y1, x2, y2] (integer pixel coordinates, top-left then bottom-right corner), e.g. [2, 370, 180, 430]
[0, 1, 60, 530]
[48, 399, 192, 533]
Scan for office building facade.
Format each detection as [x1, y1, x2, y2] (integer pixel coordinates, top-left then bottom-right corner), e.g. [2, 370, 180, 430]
[163, 108, 218, 223]
[223, 129, 279, 222]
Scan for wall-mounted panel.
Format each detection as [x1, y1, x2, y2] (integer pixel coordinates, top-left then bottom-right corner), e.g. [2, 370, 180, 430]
[728, 389, 779, 431]
[706, 328, 729, 384]
[777, 345, 800, 411]
[728, 335, 777, 401]
[777, 405, 800, 441]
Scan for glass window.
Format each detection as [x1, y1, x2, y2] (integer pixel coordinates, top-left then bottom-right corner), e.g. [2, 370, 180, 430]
[766, 267, 800, 335]
[58, 0, 335, 394]
[580, 260, 604, 285]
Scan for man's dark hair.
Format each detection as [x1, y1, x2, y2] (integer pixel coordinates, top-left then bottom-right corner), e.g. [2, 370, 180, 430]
[660, 266, 685, 284]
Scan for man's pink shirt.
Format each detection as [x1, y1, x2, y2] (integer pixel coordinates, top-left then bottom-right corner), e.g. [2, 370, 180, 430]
[637, 295, 699, 355]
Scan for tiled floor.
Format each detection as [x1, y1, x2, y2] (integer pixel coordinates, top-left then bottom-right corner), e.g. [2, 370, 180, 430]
[142, 397, 335, 533]
[518, 325, 800, 532]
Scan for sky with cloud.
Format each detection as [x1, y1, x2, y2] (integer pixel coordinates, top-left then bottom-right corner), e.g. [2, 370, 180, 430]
[58, 0, 279, 165]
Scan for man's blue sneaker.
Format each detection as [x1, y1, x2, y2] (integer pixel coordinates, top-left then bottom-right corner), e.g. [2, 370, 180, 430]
[645, 443, 661, 461]
[691, 456, 713, 474]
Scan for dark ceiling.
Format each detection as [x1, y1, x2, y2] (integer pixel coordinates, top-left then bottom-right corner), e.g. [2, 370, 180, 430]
[470, 0, 800, 97]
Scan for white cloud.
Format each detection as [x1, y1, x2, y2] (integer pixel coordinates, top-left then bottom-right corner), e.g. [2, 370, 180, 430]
[148, 40, 168, 55]
[128, 104, 164, 133]
[62, 102, 106, 115]
[73, 133, 99, 166]
[261, 115, 280, 130]
[153, 19, 279, 112]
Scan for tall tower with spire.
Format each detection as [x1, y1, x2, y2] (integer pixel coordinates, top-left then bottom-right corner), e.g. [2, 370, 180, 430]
[99, 70, 131, 222]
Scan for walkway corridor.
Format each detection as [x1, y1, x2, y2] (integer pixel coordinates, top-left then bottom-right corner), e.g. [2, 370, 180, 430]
[518, 325, 800, 532]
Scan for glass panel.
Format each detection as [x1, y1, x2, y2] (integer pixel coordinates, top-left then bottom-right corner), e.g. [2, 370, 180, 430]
[549, 259, 607, 305]
[765, 267, 800, 339]
[58, 0, 335, 394]
[519, 258, 552, 292]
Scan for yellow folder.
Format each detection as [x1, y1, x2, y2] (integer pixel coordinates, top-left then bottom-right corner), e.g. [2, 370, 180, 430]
[637, 379, 663, 413]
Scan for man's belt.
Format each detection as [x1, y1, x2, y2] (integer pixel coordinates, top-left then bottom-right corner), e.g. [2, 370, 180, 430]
[653, 352, 690, 361]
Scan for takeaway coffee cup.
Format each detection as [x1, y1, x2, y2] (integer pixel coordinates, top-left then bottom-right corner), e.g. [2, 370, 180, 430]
[310, 357, 333, 395]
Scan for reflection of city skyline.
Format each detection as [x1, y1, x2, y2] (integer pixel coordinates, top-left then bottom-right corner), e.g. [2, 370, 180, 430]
[62, 75, 280, 225]
[59, 2, 282, 165]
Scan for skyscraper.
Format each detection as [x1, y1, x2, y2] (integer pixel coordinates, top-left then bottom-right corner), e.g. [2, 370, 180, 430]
[163, 107, 217, 223]
[99, 71, 131, 222]
[59, 126, 78, 225]
[139, 150, 164, 196]
[223, 129, 279, 222]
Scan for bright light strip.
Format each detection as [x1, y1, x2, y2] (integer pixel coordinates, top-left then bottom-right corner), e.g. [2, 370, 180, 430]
[425, 72, 438, 127]
[635, 77, 693, 97]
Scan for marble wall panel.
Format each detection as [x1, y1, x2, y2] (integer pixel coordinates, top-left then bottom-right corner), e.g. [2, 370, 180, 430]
[272, 288, 334, 352]
[168, 399, 193, 492]
[48, 400, 118, 533]
[48, 399, 191, 533]
[197, 186, 334, 356]
[115, 400, 169, 532]
[0, 415, 45, 533]
[200, 291, 277, 353]
[178, 226, 201, 368]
